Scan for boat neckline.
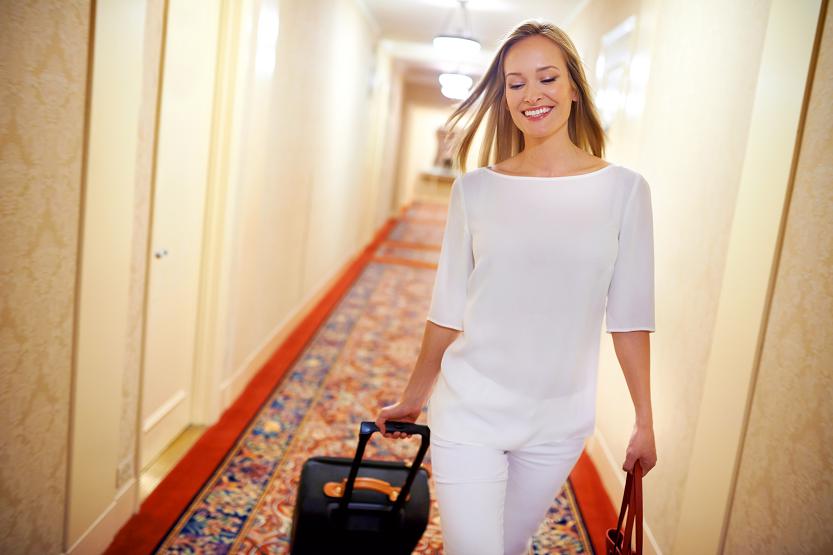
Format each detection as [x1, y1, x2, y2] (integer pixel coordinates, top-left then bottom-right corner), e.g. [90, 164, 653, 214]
[483, 163, 616, 180]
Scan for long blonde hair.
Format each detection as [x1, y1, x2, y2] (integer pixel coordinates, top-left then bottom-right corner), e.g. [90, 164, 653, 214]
[446, 19, 606, 173]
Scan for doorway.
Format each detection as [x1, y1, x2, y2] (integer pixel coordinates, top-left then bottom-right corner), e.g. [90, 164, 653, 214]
[139, 0, 222, 478]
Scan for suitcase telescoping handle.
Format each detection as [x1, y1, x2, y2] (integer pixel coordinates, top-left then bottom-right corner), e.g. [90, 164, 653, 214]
[337, 421, 430, 519]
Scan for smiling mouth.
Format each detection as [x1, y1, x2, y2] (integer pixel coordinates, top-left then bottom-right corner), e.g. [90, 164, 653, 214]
[523, 106, 553, 120]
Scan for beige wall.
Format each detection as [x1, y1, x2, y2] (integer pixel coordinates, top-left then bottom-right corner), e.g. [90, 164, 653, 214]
[220, 0, 384, 392]
[1, 0, 392, 551]
[571, 0, 772, 549]
[0, 1, 91, 553]
[570, 0, 826, 553]
[393, 80, 487, 206]
[383, 57, 408, 208]
[361, 44, 397, 246]
[723, 3, 833, 552]
[395, 82, 455, 204]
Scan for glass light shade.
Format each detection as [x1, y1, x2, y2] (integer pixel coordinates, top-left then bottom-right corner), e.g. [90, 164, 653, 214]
[438, 73, 472, 100]
[438, 73, 472, 90]
[441, 86, 469, 100]
[433, 35, 481, 58]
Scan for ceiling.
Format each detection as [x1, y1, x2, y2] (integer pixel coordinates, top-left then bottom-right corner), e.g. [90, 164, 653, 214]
[359, 0, 589, 87]
[360, 0, 587, 49]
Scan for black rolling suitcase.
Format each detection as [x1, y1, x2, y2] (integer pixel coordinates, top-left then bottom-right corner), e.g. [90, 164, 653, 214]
[289, 420, 431, 554]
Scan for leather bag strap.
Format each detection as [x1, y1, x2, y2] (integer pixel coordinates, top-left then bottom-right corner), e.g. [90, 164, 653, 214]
[621, 461, 643, 555]
[612, 460, 643, 555]
[634, 460, 643, 554]
[616, 469, 633, 538]
[622, 474, 636, 554]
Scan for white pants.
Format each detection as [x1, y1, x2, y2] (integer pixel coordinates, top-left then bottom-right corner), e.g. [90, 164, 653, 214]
[429, 434, 586, 555]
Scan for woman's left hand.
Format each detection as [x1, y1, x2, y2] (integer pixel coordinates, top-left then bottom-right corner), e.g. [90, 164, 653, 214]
[623, 423, 657, 476]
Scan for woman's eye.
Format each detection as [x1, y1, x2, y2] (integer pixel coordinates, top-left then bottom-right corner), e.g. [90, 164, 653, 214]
[508, 77, 556, 90]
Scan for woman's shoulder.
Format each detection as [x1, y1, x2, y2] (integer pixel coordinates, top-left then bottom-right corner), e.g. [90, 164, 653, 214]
[606, 162, 641, 179]
[585, 159, 645, 184]
[459, 167, 489, 180]
[453, 166, 491, 188]
[567, 153, 643, 182]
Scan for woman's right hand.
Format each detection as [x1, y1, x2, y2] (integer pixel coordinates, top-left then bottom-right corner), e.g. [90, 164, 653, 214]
[375, 399, 422, 439]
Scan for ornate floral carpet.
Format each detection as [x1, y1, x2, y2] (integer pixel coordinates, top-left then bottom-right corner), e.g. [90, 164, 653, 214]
[152, 200, 596, 554]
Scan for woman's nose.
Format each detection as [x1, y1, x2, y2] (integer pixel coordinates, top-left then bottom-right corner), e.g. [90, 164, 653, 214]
[524, 85, 543, 104]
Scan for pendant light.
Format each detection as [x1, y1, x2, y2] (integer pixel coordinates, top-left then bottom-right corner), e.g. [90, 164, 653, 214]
[438, 73, 473, 99]
[433, 0, 481, 59]
[433, 0, 480, 99]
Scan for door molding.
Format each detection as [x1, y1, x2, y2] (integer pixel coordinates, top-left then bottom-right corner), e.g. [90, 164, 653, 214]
[190, 0, 245, 425]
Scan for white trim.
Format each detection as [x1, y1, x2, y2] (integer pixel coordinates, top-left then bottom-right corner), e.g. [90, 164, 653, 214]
[601, 15, 637, 47]
[141, 389, 187, 432]
[66, 0, 145, 547]
[562, 0, 592, 28]
[190, 0, 243, 427]
[353, 0, 381, 38]
[65, 478, 137, 555]
[219, 246, 361, 410]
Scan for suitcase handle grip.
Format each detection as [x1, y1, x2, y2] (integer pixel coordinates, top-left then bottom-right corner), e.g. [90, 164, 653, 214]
[362, 420, 428, 437]
[337, 420, 430, 519]
[324, 476, 409, 502]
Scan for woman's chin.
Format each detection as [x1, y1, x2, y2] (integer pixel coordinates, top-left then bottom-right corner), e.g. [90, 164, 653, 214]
[522, 127, 557, 140]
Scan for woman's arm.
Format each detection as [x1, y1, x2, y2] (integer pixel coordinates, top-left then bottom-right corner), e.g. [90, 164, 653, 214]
[403, 320, 460, 404]
[375, 320, 460, 438]
[611, 330, 657, 474]
[612, 331, 653, 427]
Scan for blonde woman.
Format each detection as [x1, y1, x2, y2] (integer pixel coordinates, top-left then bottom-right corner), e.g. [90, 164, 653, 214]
[376, 19, 657, 555]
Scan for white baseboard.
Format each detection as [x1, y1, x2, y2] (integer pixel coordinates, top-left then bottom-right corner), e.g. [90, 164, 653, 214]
[587, 428, 663, 555]
[65, 478, 137, 555]
[219, 246, 361, 411]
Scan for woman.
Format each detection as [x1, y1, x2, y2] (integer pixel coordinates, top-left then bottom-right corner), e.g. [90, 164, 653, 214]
[375, 19, 657, 555]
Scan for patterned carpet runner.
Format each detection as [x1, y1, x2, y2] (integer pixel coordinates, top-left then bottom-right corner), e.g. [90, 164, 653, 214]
[143, 199, 600, 553]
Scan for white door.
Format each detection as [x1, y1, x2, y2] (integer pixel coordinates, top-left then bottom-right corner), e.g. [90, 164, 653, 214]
[141, 0, 222, 470]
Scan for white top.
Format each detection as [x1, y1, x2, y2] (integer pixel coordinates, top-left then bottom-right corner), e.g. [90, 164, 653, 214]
[425, 164, 655, 449]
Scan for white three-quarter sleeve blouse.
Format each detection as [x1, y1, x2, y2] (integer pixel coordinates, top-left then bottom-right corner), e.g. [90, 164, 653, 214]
[425, 164, 655, 449]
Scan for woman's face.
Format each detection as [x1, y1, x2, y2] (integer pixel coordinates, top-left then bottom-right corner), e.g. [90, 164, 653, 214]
[503, 35, 578, 140]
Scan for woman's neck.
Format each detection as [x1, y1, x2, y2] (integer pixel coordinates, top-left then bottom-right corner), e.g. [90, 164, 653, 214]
[514, 144, 591, 174]
[517, 130, 588, 172]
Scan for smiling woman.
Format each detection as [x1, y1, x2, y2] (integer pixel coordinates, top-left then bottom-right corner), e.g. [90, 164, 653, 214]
[375, 18, 657, 555]
[441, 21, 607, 177]
[502, 38, 580, 139]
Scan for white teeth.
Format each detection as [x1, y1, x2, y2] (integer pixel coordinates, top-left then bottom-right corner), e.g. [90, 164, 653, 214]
[524, 107, 552, 116]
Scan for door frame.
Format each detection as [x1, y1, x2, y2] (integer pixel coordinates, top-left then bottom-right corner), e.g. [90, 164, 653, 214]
[132, 0, 243, 509]
[186, 0, 244, 427]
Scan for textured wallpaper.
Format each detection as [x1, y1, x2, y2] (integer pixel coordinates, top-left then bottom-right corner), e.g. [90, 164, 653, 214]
[724, 6, 833, 553]
[0, 1, 92, 553]
[117, 0, 166, 493]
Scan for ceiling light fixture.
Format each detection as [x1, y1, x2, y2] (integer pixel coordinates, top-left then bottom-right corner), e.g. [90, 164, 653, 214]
[433, 0, 481, 59]
[434, 1, 480, 100]
[439, 72, 473, 99]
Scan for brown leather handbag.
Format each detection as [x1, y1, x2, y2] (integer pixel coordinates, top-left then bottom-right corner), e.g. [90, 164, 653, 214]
[605, 460, 643, 555]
